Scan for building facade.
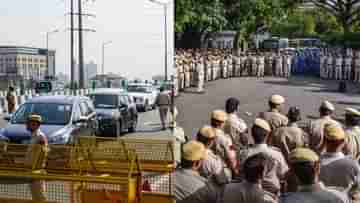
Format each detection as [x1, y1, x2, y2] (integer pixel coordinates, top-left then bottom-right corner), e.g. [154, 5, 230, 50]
[0, 46, 55, 82]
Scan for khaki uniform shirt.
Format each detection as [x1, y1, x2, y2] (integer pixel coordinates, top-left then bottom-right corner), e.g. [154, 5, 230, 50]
[280, 182, 350, 203]
[199, 149, 223, 179]
[156, 92, 170, 106]
[238, 144, 289, 195]
[224, 113, 250, 150]
[211, 128, 234, 168]
[272, 123, 306, 157]
[309, 116, 341, 153]
[26, 130, 48, 169]
[345, 126, 360, 160]
[174, 169, 217, 202]
[260, 109, 289, 131]
[220, 181, 277, 203]
[320, 152, 360, 189]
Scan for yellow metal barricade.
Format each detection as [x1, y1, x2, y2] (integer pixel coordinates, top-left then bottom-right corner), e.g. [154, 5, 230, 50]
[0, 142, 142, 203]
[77, 136, 176, 203]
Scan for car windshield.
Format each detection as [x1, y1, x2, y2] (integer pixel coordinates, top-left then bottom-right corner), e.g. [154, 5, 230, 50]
[127, 85, 152, 93]
[90, 94, 118, 108]
[11, 103, 72, 125]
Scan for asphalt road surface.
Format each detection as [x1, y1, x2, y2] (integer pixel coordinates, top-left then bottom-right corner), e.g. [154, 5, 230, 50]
[175, 76, 360, 139]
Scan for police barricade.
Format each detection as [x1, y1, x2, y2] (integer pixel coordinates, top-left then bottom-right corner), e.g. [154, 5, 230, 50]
[0, 142, 142, 203]
[76, 136, 176, 203]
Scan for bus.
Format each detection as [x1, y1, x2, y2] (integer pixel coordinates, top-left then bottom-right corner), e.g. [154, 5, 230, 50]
[261, 38, 289, 50]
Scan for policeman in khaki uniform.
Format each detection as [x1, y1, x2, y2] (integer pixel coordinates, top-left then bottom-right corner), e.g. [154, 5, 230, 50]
[220, 153, 277, 203]
[327, 53, 334, 79]
[257, 53, 265, 77]
[260, 94, 289, 132]
[308, 101, 341, 154]
[196, 58, 205, 93]
[174, 141, 217, 202]
[223, 97, 249, 151]
[319, 123, 360, 193]
[320, 52, 326, 79]
[184, 60, 191, 88]
[210, 110, 238, 179]
[281, 148, 350, 203]
[344, 108, 360, 160]
[155, 87, 170, 130]
[238, 118, 289, 196]
[354, 53, 360, 82]
[344, 54, 352, 81]
[196, 126, 229, 184]
[334, 53, 343, 80]
[272, 107, 307, 158]
[26, 115, 48, 202]
[275, 53, 283, 77]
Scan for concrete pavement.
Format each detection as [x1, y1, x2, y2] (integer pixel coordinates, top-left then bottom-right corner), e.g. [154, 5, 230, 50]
[176, 76, 360, 138]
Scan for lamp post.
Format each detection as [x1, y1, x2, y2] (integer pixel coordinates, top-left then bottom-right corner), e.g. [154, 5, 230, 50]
[101, 41, 113, 75]
[149, 0, 170, 81]
[46, 29, 59, 78]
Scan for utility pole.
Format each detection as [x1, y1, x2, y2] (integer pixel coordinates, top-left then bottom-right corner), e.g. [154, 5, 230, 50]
[164, 4, 168, 81]
[78, 0, 85, 89]
[70, 0, 75, 91]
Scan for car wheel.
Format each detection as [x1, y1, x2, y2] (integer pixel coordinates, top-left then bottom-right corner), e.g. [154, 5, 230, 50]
[128, 117, 137, 133]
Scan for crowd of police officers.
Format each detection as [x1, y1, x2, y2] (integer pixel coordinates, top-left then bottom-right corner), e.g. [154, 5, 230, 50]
[174, 94, 360, 203]
[173, 48, 360, 203]
[175, 48, 360, 93]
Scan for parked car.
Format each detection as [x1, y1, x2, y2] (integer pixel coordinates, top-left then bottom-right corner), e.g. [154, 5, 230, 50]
[88, 88, 138, 136]
[127, 83, 157, 112]
[0, 95, 98, 144]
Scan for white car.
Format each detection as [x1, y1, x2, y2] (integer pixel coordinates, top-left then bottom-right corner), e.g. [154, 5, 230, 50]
[127, 83, 157, 112]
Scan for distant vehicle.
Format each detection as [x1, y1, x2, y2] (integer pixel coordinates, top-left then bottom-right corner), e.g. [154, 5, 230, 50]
[0, 95, 98, 144]
[35, 80, 64, 94]
[290, 38, 322, 48]
[261, 37, 289, 50]
[88, 88, 138, 136]
[127, 83, 157, 112]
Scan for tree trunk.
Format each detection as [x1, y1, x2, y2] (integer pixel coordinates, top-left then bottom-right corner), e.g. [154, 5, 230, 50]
[233, 31, 241, 55]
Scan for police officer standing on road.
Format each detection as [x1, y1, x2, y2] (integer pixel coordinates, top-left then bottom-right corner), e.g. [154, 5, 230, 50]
[344, 53, 352, 81]
[272, 107, 307, 158]
[308, 101, 341, 154]
[335, 53, 343, 80]
[275, 52, 283, 77]
[26, 114, 48, 202]
[196, 126, 229, 184]
[220, 153, 277, 203]
[155, 87, 171, 130]
[196, 57, 205, 93]
[319, 123, 360, 191]
[281, 148, 350, 203]
[210, 110, 238, 179]
[320, 52, 326, 79]
[343, 108, 360, 160]
[6, 86, 16, 114]
[174, 140, 217, 202]
[327, 53, 334, 79]
[257, 53, 265, 77]
[223, 98, 249, 151]
[238, 118, 289, 196]
[260, 94, 289, 132]
[354, 52, 360, 82]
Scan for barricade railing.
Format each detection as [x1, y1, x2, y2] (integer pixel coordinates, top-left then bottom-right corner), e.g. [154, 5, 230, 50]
[76, 136, 176, 203]
[0, 142, 142, 203]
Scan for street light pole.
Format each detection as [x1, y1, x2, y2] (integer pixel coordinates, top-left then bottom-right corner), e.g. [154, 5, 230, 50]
[149, 0, 170, 81]
[164, 4, 168, 81]
[101, 41, 112, 75]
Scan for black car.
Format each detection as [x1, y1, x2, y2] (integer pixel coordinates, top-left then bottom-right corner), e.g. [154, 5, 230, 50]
[88, 88, 138, 136]
[0, 95, 98, 144]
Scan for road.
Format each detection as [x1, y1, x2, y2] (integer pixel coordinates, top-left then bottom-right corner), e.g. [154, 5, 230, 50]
[175, 76, 360, 139]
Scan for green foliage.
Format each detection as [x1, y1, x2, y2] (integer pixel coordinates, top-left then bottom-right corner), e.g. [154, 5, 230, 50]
[175, 0, 227, 33]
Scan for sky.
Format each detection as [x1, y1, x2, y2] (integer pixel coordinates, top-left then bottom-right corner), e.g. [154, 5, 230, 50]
[0, 0, 174, 80]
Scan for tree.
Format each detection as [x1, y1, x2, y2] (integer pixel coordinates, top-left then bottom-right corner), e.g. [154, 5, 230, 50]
[309, 0, 360, 34]
[175, 0, 227, 48]
[223, 0, 300, 50]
